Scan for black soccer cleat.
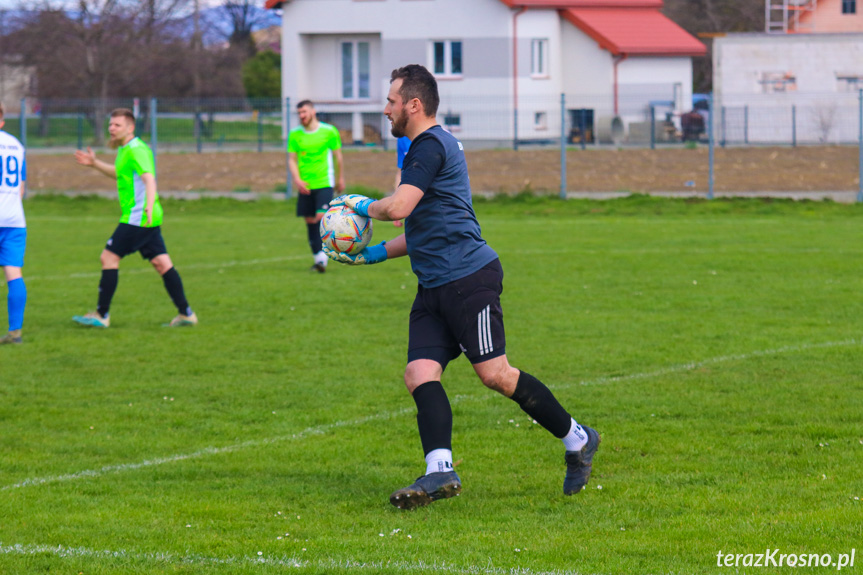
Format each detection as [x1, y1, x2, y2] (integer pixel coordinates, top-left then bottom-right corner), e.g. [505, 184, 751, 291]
[563, 426, 601, 495]
[310, 262, 326, 273]
[389, 471, 462, 510]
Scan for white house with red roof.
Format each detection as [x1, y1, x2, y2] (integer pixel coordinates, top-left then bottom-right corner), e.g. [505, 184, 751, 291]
[265, 0, 705, 145]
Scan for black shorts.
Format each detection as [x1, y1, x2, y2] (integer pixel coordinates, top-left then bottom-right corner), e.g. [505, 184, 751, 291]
[296, 187, 334, 218]
[105, 223, 168, 260]
[408, 259, 506, 368]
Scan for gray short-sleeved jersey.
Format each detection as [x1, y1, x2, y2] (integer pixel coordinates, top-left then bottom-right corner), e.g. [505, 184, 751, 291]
[400, 126, 498, 288]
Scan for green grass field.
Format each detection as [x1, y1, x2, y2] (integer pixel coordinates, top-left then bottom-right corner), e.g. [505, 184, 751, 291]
[1, 195, 862, 574]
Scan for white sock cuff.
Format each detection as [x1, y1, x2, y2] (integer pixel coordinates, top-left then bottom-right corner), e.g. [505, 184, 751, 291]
[425, 448, 454, 475]
[562, 418, 588, 451]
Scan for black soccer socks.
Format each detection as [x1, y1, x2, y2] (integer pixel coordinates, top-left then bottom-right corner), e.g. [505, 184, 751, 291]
[412, 380, 453, 455]
[97, 269, 119, 318]
[307, 222, 323, 255]
[161, 267, 191, 315]
[510, 370, 573, 439]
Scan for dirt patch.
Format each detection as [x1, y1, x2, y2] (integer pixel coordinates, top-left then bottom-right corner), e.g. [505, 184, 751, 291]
[26, 146, 861, 195]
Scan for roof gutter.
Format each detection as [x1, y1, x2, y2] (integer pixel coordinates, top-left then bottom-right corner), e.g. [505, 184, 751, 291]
[513, 6, 527, 145]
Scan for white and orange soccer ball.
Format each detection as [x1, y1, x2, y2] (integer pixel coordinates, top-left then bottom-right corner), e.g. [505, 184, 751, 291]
[320, 203, 374, 255]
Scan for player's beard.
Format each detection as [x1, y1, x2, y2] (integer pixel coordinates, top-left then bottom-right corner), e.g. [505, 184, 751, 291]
[390, 109, 408, 138]
[108, 135, 123, 150]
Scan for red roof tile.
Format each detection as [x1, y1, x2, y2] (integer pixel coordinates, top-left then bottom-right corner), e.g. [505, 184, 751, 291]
[561, 7, 706, 56]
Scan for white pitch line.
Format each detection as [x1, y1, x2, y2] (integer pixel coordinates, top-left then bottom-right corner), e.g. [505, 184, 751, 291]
[24, 255, 308, 282]
[2, 338, 859, 493]
[1, 407, 412, 491]
[0, 542, 600, 575]
[565, 338, 860, 389]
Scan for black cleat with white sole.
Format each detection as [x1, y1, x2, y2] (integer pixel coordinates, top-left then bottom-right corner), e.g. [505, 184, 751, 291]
[389, 471, 462, 510]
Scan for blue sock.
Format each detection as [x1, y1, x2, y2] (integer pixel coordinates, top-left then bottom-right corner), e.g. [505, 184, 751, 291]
[7, 277, 27, 331]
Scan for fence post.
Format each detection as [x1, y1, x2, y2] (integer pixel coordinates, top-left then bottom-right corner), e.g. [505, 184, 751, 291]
[744, 105, 749, 145]
[150, 98, 158, 174]
[285, 97, 292, 200]
[560, 93, 566, 200]
[720, 106, 726, 148]
[580, 109, 587, 151]
[257, 109, 263, 153]
[513, 107, 519, 151]
[650, 105, 656, 150]
[195, 111, 202, 153]
[77, 114, 84, 150]
[708, 94, 715, 200]
[19, 98, 26, 149]
[858, 89, 862, 203]
[791, 105, 797, 147]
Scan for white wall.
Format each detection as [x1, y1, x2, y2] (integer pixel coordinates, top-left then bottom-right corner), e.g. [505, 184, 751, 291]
[714, 33, 863, 143]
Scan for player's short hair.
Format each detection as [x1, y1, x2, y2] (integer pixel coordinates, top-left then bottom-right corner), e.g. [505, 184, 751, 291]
[0, 102, 5, 121]
[296, 100, 314, 110]
[110, 108, 136, 124]
[391, 65, 439, 118]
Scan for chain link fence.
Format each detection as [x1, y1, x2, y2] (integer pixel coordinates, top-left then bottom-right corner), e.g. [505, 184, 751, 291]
[4, 91, 863, 200]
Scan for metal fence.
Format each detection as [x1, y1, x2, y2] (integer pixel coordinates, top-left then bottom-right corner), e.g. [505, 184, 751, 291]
[5, 91, 863, 201]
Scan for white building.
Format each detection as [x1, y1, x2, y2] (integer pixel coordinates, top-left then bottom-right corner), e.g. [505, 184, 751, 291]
[265, 0, 705, 145]
[713, 1, 863, 144]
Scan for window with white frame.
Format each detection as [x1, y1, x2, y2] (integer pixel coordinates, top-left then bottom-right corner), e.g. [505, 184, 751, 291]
[534, 111, 548, 130]
[442, 111, 461, 131]
[341, 41, 370, 99]
[431, 40, 462, 77]
[837, 74, 863, 92]
[531, 39, 549, 77]
[759, 71, 797, 94]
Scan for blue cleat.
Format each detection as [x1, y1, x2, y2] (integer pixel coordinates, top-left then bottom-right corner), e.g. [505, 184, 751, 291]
[564, 426, 601, 495]
[73, 312, 110, 328]
[389, 471, 462, 510]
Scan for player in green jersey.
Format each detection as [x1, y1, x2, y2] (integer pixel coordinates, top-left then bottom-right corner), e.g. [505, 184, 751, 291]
[71, 108, 197, 328]
[288, 100, 345, 273]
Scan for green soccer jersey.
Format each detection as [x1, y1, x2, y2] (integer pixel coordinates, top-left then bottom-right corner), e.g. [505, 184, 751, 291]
[115, 137, 163, 227]
[288, 122, 342, 189]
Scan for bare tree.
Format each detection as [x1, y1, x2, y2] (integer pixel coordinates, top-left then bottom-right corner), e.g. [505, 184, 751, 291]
[219, 0, 272, 56]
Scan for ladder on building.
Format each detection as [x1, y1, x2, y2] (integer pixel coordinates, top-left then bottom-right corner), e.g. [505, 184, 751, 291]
[766, 0, 818, 33]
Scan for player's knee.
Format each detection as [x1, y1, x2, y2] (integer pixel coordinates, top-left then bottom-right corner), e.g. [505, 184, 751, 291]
[100, 251, 119, 268]
[478, 364, 518, 395]
[404, 360, 442, 393]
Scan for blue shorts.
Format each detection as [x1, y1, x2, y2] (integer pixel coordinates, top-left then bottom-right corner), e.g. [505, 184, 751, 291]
[0, 227, 27, 267]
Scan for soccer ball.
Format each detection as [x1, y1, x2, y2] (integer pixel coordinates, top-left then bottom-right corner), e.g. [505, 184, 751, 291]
[320, 204, 374, 255]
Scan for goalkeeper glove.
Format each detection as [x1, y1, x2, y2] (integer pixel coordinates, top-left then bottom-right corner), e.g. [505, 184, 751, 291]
[323, 242, 388, 265]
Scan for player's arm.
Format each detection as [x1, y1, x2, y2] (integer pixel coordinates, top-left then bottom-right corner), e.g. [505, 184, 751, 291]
[334, 148, 345, 193]
[367, 184, 422, 221]
[19, 158, 26, 199]
[339, 183, 421, 222]
[74, 147, 116, 178]
[383, 233, 407, 259]
[141, 172, 157, 226]
[287, 152, 309, 195]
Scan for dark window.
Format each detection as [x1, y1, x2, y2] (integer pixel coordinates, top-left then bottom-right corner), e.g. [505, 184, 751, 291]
[842, 0, 855, 14]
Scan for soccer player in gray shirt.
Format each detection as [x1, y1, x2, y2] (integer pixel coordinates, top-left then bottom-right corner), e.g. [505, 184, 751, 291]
[327, 65, 600, 509]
